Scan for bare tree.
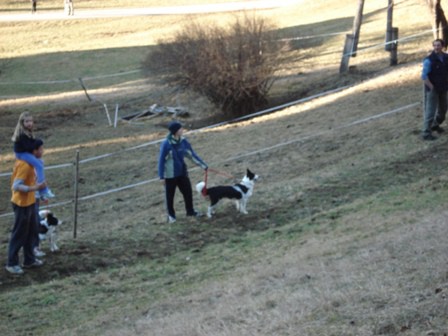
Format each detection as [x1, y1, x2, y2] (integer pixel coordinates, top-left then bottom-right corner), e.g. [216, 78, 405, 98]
[426, 0, 448, 46]
[144, 15, 286, 117]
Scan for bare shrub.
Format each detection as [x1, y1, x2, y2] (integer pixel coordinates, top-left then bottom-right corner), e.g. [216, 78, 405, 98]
[143, 15, 286, 117]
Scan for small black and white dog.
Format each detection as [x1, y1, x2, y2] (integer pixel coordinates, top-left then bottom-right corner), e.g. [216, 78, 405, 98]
[38, 210, 62, 252]
[196, 169, 259, 218]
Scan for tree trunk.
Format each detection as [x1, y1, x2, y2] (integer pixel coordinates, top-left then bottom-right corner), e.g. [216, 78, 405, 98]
[426, 0, 448, 47]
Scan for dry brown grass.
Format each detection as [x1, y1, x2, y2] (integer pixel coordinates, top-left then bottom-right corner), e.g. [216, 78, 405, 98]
[130, 212, 448, 336]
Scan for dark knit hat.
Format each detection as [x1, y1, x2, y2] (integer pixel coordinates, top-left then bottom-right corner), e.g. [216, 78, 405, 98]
[33, 138, 44, 150]
[168, 121, 182, 135]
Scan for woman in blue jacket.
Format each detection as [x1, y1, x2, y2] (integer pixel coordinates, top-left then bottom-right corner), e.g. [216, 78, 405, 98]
[158, 121, 208, 223]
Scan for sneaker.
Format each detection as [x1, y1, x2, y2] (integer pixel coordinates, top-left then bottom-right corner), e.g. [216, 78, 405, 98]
[423, 134, 437, 141]
[168, 216, 176, 223]
[36, 191, 48, 203]
[5, 265, 24, 275]
[187, 210, 202, 217]
[23, 259, 44, 269]
[41, 189, 55, 199]
[34, 247, 46, 257]
[431, 125, 445, 133]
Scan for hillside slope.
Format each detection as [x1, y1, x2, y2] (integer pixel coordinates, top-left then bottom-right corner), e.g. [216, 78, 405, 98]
[99, 61, 448, 336]
[1, 1, 447, 335]
[1, 60, 448, 335]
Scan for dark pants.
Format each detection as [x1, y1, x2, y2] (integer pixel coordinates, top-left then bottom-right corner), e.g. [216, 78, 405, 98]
[164, 176, 195, 218]
[7, 203, 37, 267]
[32, 202, 40, 251]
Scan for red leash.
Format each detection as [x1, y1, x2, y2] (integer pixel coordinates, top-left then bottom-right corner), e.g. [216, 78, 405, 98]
[202, 168, 234, 197]
[207, 168, 234, 179]
[202, 169, 208, 196]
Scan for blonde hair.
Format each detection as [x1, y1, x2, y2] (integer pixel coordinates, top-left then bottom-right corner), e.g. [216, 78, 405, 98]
[11, 111, 34, 142]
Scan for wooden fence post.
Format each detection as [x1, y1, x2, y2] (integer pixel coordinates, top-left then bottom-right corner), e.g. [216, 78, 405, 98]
[78, 77, 93, 102]
[351, 0, 365, 57]
[73, 150, 80, 239]
[114, 104, 119, 128]
[390, 27, 399, 66]
[340, 34, 355, 73]
[385, 0, 394, 51]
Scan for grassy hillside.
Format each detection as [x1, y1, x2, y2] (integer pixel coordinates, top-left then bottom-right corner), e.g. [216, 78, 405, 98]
[1, 1, 448, 335]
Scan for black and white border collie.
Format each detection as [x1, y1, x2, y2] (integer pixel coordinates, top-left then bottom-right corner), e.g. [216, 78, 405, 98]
[38, 210, 62, 252]
[196, 169, 259, 218]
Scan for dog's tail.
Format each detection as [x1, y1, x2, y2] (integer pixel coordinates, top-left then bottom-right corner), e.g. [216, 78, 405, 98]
[196, 181, 207, 196]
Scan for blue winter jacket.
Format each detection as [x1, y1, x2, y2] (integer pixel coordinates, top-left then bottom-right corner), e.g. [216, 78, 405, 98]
[158, 134, 207, 179]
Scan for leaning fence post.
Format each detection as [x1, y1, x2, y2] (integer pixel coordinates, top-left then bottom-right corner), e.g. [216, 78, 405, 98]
[103, 103, 112, 126]
[339, 34, 355, 73]
[78, 77, 93, 102]
[73, 150, 80, 239]
[114, 104, 119, 128]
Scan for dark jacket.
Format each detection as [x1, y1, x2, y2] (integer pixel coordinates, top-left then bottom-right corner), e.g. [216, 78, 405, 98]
[13, 133, 36, 153]
[426, 51, 448, 91]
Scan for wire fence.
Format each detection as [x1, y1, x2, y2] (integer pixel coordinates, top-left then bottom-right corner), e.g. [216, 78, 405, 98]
[0, 20, 431, 218]
[0, 94, 420, 219]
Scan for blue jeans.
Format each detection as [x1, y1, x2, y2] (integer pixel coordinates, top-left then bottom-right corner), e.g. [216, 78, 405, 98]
[423, 88, 447, 136]
[7, 203, 37, 267]
[15, 152, 50, 194]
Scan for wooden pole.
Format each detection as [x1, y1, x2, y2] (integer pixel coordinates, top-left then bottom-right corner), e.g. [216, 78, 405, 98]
[114, 104, 119, 128]
[339, 0, 364, 72]
[340, 34, 355, 73]
[78, 77, 93, 102]
[385, 0, 394, 51]
[78, 77, 112, 126]
[73, 150, 80, 239]
[103, 103, 112, 126]
[390, 27, 399, 66]
[351, 0, 365, 57]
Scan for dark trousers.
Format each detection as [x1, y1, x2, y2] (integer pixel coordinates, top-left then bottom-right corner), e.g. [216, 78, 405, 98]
[7, 203, 37, 267]
[164, 176, 195, 218]
[32, 202, 40, 251]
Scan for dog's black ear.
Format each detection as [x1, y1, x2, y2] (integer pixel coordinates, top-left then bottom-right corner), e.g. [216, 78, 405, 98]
[47, 213, 59, 226]
[246, 169, 254, 179]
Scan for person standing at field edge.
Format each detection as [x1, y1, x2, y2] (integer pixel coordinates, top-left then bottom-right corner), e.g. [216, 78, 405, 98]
[6, 139, 47, 275]
[64, 0, 74, 16]
[31, 0, 37, 14]
[158, 121, 208, 223]
[421, 38, 448, 141]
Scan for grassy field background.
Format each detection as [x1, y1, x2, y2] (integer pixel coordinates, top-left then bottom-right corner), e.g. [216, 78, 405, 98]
[1, 0, 448, 335]
[0, 0, 230, 11]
